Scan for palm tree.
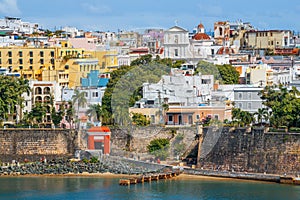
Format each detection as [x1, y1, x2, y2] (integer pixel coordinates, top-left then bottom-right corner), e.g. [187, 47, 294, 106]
[72, 89, 87, 128]
[254, 108, 269, 126]
[86, 104, 102, 122]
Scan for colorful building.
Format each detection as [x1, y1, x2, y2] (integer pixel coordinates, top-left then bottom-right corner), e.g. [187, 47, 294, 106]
[87, 126, 111, 154]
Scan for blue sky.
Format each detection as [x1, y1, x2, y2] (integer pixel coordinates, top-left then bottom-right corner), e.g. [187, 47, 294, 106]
[1, 0, 299, 32]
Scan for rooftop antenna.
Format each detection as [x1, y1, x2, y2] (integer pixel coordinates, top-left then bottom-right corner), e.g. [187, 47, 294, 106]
[175, 20, 178, 26]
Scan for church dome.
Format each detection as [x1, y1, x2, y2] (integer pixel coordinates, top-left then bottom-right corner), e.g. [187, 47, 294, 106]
[192, 32, 210, 40]
[197, 23, 204, 29]
[216, 46, 236, 55]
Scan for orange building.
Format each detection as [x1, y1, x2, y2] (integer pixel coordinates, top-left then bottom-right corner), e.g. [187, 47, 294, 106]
[165, 105, 231, 126]
[87, 126, 111, 154]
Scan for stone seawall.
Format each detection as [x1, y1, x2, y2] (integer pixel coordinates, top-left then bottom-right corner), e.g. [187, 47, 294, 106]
[200, 127, 300, 176]
[0, 129, 78, 162]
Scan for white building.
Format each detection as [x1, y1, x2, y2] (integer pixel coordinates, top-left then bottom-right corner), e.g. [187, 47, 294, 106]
[163, 26, 192, 60]
[189, 23, 220, 60]
[62, 87, 106, 122]
[21, 81, 62, 123]
[0, 17, 38, 35]
[137, 69, 214, 108]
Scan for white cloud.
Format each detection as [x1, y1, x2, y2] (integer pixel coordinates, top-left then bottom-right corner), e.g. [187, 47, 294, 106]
[0, 0, 21, 16]
[81, 3, 111, 14]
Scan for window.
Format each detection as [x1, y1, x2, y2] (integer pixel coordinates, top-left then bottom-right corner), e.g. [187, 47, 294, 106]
[238, 103, 242, 108]
[174, 35, 178, 43]
[19, 66, 23, 70]
[92, 92, 98, 97]
[40, 59, 44, 64]
[196, 114, 200, 120]
[238, 92, 243, 100]
[40, 51, 44, 57]
[19, 51, 22, 57]
[19, 59, 23, 64]
[247, 102, 252, 110]
[214, 115, 219, 120]
[8, 59, 12, 64]
[8, 51, 12, 57]
[29, 59, 33, 64]
[29, 51, 33, 57]
[175, 49, 178, 57]
[247, 92, 251, 100]
[168, 115, 173, 122]
[51, 58, 54, 64]
[50, 51, 54, 57]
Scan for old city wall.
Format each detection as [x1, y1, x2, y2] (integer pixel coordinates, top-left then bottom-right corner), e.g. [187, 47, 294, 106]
[0, 129, 78, 162]
[110, 126, 196, 156]
[200, 127, 300, 176]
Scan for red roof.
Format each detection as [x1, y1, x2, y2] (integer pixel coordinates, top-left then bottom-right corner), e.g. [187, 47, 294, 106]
[216, 46, 235, 55]
[192, 33, 210, 40]
[197, 23, 204, 29]
[88, 126, 111, 132]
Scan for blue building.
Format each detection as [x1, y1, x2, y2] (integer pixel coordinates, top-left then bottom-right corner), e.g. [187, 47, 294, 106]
[81, 70, 109, 88]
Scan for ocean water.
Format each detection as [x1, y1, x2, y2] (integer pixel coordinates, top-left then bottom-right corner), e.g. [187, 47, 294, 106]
[0, 177, 299, 200]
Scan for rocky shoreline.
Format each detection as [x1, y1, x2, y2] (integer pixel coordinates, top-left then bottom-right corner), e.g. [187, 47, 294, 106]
[0, 156, 166, 176]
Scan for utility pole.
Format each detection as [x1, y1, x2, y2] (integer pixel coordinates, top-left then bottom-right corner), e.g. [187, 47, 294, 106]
[157, 90, 163, 124]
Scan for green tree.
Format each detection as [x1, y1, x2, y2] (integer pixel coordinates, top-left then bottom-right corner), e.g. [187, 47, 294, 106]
[66, 100, 75, 129]
[131, 112, 150, 126]
[194, 61, 239, 84]
[130, 54, 152, 66]
[254, 108, 269, 126]
[0, 76, 30, 123]
[29, 102, 47, 124]
[147, 138, 170, 160]
[51, 104, 65, 127]
[72, 89, 87, 126]
[194, 60, 221, 81]
[260, 85, 300, 128]
[217, 64, 239, 84]
[232, 108, 254, 127]
[86, 104, 102, 122]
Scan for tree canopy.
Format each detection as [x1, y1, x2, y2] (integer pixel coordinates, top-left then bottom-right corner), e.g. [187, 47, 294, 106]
[0, 75, 30, 122]
[195, 61, 239, 84]
[259, 85, 300, 128]
[102, 56, 171, 126]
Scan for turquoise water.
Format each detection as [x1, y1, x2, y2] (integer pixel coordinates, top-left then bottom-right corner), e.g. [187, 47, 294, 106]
[0, 177, 299, 200]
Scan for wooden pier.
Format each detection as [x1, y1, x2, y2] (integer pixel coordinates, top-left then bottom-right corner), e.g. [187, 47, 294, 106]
[119, 171, 181, 186]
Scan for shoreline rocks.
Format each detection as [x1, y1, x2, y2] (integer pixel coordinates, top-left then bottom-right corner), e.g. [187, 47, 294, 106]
[0, 156, 165, 176]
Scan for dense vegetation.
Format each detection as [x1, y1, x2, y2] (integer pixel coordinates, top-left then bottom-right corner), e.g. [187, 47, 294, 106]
[0, 75, 30, 124]
[102, 54, 171, 126]
[147, 138, 170, 160]
[195, 61, 240, 84]
[131, 112, 150, 126]
[260, 85, 300, 128]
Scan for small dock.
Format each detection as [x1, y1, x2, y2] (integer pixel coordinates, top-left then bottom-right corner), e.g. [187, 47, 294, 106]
[119, 172, 180, 186]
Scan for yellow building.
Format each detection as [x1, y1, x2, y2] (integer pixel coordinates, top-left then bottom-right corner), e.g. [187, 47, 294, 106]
[246, 64, 273, 86]
[243, 30, 293, 51]
[0, 43, 103, 88]
[85, 50, 118, 73]
[0, 46, 57, 81]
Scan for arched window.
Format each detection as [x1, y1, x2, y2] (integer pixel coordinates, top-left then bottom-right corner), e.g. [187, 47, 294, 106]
[43, 87, 50, 95]
[35, 87, 42, 94]
[35, 96, 42, 102]
[44, 96, 50, 103]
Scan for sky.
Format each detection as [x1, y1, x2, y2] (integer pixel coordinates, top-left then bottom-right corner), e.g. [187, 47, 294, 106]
[0, 0, 299, 32]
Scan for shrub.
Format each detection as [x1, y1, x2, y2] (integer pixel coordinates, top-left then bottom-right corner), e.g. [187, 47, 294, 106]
[147, 138, 170, 153]
[90, 157, 99, 163]
[147, 138, 170, 160]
